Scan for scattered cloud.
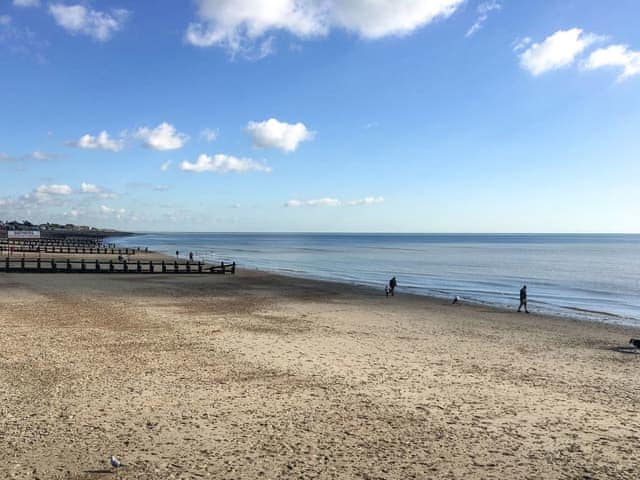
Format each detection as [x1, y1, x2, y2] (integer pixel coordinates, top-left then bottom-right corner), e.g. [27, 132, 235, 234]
[285, 198, 341, 207]
[200, 127, 218, 142]
[100, 204, 126, 218]
[48, 4, 130, 42]
[466, 0, 501, 38]
[160, 160, 172, 171]
[180, 153, 271, 173]
[135, 122, 188, 151]
[519, 28, 602, 76]
[0, 152, 15, 162]
[13, 0, 40, 7]
[347, 196, 385, 206]
[584, 44, 640, 81]
[513, 36, 531, 52]
[80, 182, 116, 198]
[28, 150, 58, 160]
[67, 131, 124, 152]
[246, 118, 314, 152]
[286, 196, 385, 207]
[153, 185, 169, 192]
[0, 12, 48, 61]
[32, 184, 72, 202]
[80, 182, 100, 193]
[186, 0, 464, 56]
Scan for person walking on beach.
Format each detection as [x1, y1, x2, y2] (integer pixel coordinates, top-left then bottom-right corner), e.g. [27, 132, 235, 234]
[518, 285, 529, 313]
[389, 276, 397, 296]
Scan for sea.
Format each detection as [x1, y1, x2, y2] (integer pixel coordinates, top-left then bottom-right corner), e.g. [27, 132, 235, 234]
[111, 233, 640, 327]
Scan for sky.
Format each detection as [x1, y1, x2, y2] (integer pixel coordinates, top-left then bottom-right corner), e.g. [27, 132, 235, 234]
[1, 0, 639, 233]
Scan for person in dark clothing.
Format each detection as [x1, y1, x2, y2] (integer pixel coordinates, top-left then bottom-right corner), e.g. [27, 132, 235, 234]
[189, 252, 194, 261]
[518, 285, 529, 313]
[389, 276, 397, 296]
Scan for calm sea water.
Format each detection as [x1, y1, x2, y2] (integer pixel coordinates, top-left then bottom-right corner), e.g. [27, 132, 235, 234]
[112, 233, 640, 326]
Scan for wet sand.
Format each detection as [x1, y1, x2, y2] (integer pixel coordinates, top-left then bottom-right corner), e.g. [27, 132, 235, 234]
[1, 267, 639, 479]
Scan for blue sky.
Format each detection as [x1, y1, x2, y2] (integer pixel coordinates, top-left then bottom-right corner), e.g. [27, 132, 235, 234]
[1, 0, 639, 232]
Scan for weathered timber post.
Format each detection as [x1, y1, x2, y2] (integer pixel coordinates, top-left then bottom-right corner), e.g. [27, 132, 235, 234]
[109, 260, 114, 272]
[21, 257, 25, 270]
[137, 260, 142, 273]
[198, 261, 202, 273]
[161, 260, 166, 273]
[37, 258, 41, 271]
[174, 261, 178, 273]
[186, 261, 191, 273]
[123, 260, 128, 272]
[66, 259, 71, 272]
[5, 257, 9, 271]
[149, 261, 154, 273]
[81, 259, 86, 272]
[51, 259, 56, 272]
[231, 262, 236, 274]
[95, 259, 100, 272]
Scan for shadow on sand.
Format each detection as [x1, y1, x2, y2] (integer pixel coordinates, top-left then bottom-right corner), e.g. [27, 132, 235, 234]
[609, 346, 639, 355]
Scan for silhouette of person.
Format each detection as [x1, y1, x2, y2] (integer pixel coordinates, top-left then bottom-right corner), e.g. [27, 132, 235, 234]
[518, 285, 529, 313]
[389, 276, 397, 296]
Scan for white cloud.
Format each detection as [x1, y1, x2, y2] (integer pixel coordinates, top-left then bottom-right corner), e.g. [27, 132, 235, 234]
[285, 198, 341, 207]
[29, 150, 57, 160]
[160, 160, 172, 171]
[36, 184, 72, 195]
[0, 15, 11, 26]
[466, 0, 501, 38]
[519, 28, 601, 76]
[33, 184, 72, 202]
[180, 153, 271, 173]
[100, 205, 126, 217]
[200, 127, 218, 142]
[13, 0, 40, 7]
[68, 131, 124, 152]
[286, 195, 384, 207]
[513, 36, 531, 52]
[135, 122, 188, 151]
[80, 182, 116, 199]
[584, 44, 640, 81]
[80, 182, 99, 193]
[186, 0, 464, 55]
[332, 0, 463, 39]
[347, 196, 384, 206]
[0, 152, 15, 162]
[48, 4, 130, 41]
[246, 118, 313, 152]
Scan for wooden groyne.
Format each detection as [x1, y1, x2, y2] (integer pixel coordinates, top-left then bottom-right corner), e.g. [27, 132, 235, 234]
[0, 245, 138, 255]
[2, 258, 236, 274]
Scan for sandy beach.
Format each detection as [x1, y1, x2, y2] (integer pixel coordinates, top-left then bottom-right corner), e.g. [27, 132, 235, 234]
[1, 262, 639, 479]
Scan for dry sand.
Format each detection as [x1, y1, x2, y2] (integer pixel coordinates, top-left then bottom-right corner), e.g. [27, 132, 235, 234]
[1, 265, 639, 479]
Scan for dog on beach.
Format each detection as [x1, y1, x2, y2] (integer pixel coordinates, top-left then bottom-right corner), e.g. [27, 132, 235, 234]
[630, 338, 640, 349]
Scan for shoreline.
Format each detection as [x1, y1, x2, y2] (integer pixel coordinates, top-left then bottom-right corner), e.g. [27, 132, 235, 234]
[110, 233, 640, 328]
[5, 238, 640, 331]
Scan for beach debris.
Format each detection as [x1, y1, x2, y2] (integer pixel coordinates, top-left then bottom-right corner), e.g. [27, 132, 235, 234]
[452, 295, 460, 304]
[629, 338, 640, 349]
[109, 455, 126, 468]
